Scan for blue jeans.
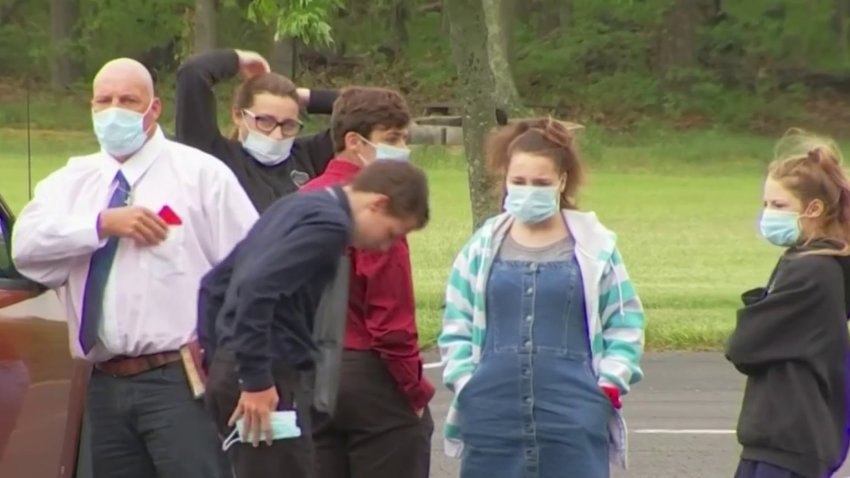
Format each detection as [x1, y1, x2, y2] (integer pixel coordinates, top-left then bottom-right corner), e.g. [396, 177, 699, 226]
[87, 362, 232, 478]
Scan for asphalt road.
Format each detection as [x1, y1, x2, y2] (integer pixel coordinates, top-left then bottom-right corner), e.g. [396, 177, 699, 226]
[423, 351, 850, 478]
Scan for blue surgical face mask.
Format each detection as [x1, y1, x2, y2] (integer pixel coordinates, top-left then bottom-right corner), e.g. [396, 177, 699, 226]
[221, 410, 302, 451]
[360, 136, 411, 162]
[376, 143, 410, 161]
[92, 103, 153, 157]
[242, 130, 294, 166]
[759, 209, 801, 247]
[505, 185, 559, 224]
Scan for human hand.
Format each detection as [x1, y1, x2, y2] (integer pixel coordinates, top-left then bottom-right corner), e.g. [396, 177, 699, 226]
[235, 50, 270, 79]
[600, 385, 622, 409]
[99, 207, 168, 246]
[295, 87, 310, 107]
[228, 387, 279, 447]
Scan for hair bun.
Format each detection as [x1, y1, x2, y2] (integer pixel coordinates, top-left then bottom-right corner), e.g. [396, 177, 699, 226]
[808, 147, 842, 167]
[541, 118, 574, 149]
[775, 128, 844, 166]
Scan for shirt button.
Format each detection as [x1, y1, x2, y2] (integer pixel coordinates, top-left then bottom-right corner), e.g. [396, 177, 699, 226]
[524, 340, 531, 348]
[525, 314, 533, 322]
[526, 287, 533, 295]
[522, 368, 530, 376]
[524, 396, 532, 404]
[529, 263, 537, 271]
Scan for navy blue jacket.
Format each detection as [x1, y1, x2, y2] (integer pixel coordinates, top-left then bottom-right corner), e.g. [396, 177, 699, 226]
[198, 186, 352, 391]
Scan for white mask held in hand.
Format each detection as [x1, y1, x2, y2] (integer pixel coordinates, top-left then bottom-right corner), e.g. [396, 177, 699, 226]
[221, 410, 301, 451]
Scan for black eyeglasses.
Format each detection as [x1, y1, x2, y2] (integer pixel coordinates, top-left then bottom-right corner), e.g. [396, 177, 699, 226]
[242, 110, 303, 136]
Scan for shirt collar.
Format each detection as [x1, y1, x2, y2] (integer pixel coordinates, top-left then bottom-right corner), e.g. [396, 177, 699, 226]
[99, 126, 165, 187]
[324, 158, 362, 179]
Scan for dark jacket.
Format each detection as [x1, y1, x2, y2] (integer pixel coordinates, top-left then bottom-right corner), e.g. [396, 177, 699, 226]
[175, 49, 338, 212]
[726, 242, 850, 478]
[198, 187, 352, 392]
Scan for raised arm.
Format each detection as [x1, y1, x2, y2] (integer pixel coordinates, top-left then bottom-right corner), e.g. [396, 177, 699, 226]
[295, 89, 339, 174]
[175, 49, 242, 155]
[298, 88, 338, 116]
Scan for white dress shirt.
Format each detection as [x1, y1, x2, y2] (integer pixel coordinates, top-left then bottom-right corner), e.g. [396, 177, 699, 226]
[11, 127, 259, 361]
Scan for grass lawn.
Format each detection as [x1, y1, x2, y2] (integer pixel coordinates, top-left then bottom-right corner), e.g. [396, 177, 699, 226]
[0, 125, 826, 351]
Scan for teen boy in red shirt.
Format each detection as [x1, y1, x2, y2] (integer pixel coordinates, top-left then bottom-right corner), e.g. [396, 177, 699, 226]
[301, 86, 434, 478]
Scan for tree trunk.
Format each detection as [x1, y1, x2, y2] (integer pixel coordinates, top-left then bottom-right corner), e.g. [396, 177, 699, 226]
[389, 0, 410, 52]
[537, 0, 561, 37]
[558, 0, 572, 32]
[446, 0, 501, 230]
[656, 0, 714, 81]
[500, 0, 518, 74]
[514, 0, 533, 24]
[49, 0, 79, 89]
[482, 0, 523, 113]
[833, 0, 850, 60]
[270, 34, 298, 78]
[193, 0, 217, 53]
[441, 0, 451, 35]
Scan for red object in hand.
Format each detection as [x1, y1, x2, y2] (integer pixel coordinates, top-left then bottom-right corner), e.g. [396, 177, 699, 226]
[600, 385, 622, 409]
[158, 205, 182, 225]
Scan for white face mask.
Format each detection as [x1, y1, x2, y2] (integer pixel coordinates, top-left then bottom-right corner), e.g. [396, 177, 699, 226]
[242, 130, 295, 166]
[375, 143, 410, 161]
[92, 102, 154, 157]
[359, 135, 411, 162]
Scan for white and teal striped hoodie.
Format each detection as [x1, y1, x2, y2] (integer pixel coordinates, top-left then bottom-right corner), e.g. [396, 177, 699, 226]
[438, 209, 646, 468]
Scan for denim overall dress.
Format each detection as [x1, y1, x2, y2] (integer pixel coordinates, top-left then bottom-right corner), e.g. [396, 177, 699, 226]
[457, 235, 613, 478]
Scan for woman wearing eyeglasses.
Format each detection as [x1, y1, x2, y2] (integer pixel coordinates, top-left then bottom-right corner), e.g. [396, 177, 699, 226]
[175, 48, 338, 212]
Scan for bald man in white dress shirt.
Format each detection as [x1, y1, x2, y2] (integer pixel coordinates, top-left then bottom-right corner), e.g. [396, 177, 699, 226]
[11, 58, 259, 478]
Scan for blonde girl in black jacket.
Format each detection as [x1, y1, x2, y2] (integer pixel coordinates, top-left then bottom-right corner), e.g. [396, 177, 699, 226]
[727, 129, 850, 478]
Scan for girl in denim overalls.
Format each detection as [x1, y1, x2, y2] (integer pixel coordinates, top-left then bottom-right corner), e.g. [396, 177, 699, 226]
[439, 118, 646, 478]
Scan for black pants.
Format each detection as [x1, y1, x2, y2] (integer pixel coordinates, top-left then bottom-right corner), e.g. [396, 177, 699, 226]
[312, 350, 434, 478]
[87, 361, 232, 478]
[205, 351, 314, 478]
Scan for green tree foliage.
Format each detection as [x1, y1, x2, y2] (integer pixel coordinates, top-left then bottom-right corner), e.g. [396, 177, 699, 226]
[239, 0, 343, 46]
[3, 0, 850, 131]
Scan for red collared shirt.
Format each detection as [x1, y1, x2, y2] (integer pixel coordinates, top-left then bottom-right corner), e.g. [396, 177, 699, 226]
[301, 159, 435, 410]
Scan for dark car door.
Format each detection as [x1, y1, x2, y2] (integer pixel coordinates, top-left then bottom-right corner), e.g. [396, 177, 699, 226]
[0, 194, 88, 478]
